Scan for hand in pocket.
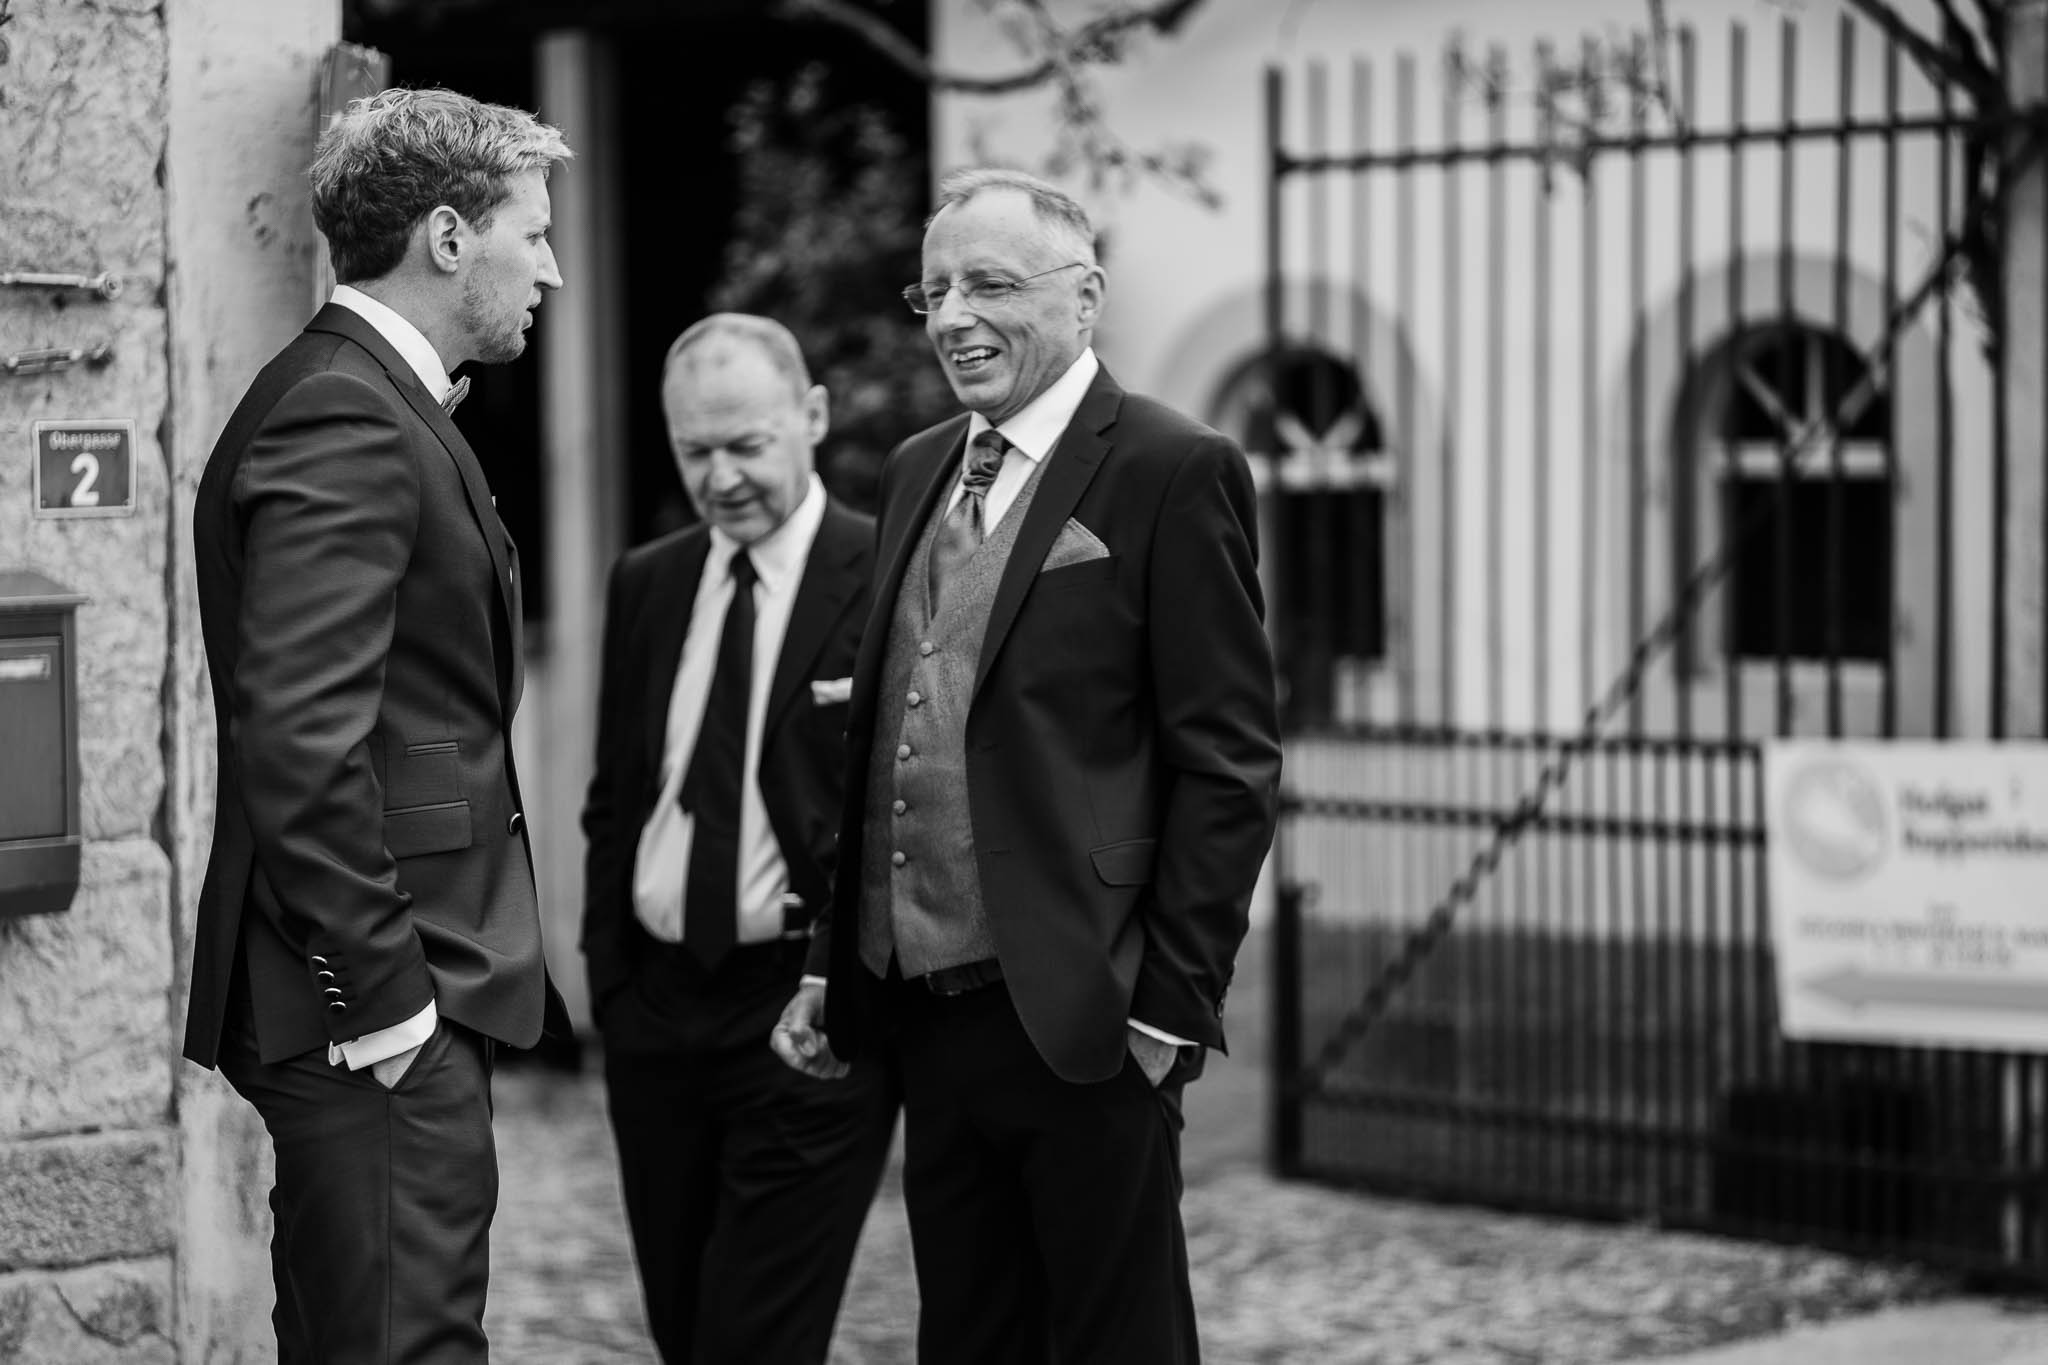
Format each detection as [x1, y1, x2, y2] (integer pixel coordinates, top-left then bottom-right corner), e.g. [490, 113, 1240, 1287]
[1125, 1027, 1179, 1088]
[371, 1040, 426, 1089]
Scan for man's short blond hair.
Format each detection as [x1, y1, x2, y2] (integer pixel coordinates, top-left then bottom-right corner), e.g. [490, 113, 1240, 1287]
[310, 87, 573, 284]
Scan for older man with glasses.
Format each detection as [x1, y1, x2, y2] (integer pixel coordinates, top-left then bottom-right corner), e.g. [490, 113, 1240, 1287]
[773, 167, 1281, 1365]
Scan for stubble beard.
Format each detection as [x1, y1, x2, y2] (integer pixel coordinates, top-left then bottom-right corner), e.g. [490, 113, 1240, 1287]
[458, 277, 527, 366]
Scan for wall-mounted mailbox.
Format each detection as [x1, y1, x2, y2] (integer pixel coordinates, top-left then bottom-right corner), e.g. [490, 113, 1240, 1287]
[0, 570, 85, 918]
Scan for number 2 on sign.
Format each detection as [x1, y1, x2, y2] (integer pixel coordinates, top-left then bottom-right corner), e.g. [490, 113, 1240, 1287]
[69, 452, 100, 507]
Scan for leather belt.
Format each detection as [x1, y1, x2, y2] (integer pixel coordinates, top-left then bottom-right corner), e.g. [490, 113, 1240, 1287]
[913, 958, 1004, 997]
[650, 934, 809, 983]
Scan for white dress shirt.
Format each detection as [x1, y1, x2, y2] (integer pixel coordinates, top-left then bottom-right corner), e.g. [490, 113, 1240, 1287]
[947, 347, 1100, 531]
[634, 476, 829, 947]
[332, 284, 458, 404]
[320, 286, 450, 1071]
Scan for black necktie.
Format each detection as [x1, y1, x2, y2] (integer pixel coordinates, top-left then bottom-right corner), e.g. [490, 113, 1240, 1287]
[680, 549, 757, 969]
[928, 429, 1011, 617]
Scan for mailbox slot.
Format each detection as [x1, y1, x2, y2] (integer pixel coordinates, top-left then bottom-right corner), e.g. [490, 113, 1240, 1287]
[0, 570, 85, 918]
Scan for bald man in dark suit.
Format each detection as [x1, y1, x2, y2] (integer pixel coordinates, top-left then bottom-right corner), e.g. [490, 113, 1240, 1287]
[583, 315, 896, 1364]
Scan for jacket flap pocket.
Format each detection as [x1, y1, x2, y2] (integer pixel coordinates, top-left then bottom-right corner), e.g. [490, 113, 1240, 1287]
[1090, 837, 1158, 887]
[386, 742, 463, 808]
[385, 800, 473, 859]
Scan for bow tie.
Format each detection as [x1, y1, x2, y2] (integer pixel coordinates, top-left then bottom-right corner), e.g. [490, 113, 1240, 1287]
[440, 375, 470, 416]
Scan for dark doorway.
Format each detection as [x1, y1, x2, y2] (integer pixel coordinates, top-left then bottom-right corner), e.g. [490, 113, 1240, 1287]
[344, 1, 931, 611]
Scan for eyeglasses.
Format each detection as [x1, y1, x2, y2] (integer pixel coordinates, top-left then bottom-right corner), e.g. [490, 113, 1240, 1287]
[900, 262, 1088, 315]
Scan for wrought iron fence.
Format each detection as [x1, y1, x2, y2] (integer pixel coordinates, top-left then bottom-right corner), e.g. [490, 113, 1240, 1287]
[1265, 11, 2048, 1278]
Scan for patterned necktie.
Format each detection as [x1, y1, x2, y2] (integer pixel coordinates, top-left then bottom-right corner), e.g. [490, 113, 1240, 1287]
[440, 375, 470, 416]
[928, 429, 1011, 618]
[679, 549, 757, 970]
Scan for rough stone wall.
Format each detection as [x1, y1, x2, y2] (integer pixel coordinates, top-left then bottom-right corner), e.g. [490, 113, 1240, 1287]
[0, 0, 336, 1361]
[0, 2, 179, 1360]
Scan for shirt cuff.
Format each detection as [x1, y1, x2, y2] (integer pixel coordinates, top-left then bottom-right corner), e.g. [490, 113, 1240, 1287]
[329, 999, 437, 1070]
[800, 974, 829, 990]
[1128, 1018, 1198, 1050]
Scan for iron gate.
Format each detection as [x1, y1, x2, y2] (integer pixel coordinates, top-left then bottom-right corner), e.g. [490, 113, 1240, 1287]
[1264, 12, 2048, 1277]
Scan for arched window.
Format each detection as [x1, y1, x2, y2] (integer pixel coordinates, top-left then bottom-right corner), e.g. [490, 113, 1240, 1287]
[1677, 322, 1893, 673]
[1213, 346, 1392, 724]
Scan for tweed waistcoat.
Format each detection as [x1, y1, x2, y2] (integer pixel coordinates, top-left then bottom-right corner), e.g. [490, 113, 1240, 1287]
[858, 445, 1052, 976]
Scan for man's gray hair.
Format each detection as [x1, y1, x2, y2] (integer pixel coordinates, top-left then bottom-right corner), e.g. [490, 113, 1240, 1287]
[929, 167, 1099, 267]
[663, 313, 814, 401]
[310, 87, 573, 285]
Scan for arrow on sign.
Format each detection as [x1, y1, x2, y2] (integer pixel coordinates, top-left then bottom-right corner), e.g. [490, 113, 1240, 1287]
[1801, 967, 2048, 1014]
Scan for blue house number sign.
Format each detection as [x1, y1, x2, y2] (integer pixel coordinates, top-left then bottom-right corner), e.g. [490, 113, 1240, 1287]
[33, 420, 136, 518]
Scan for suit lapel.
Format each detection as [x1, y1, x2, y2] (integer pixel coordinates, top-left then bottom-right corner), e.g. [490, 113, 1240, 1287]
[644, 531, 711, 772]
[849, 419, 968, 735]
[306, 304, 523, 717]
[971, 367, 1122, 701]
[504, 537, 525, 717]
[877, 419, 969, 614]
[764, 499, 864, 736]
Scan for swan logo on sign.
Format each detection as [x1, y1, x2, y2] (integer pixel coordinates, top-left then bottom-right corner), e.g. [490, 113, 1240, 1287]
[1782, 758, 1889, 883]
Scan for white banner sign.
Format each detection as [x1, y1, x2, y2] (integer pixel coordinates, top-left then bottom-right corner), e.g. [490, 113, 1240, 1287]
[1766, 740, 2048, 1052]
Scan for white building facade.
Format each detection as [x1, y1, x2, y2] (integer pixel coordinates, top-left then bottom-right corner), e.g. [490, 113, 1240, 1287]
[931, 0, 2000, 743]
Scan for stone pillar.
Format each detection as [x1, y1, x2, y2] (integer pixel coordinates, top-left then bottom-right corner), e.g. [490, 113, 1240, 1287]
[2003, 0, 2048, 736]
[163, 2, 340, 1357]
[0, 0, 337, 1360]
[527, 31, 627, 1032]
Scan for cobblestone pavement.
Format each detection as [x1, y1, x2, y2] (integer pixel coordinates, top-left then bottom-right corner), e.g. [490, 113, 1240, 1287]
[483, 1050, 1943, 1365]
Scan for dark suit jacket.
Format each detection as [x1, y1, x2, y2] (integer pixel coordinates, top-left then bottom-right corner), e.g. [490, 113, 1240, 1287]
[810, 364, 1283, 1083]
[186, 303, 561, 1068]
[580, 498, 875, 1028]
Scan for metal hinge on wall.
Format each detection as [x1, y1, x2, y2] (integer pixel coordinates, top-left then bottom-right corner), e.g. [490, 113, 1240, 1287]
[2, 267, 121, 376]
[1, 343, 112, 377]
[0, 270, 122, 301]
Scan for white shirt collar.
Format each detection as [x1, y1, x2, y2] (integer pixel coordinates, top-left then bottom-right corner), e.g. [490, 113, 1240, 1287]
[966, 347, 1101, 463]
[706, 473, 827, 594]
[330, 285, 456, 403]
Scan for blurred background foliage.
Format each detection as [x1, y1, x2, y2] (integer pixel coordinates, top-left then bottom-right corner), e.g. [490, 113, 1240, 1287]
[709, 65, 956, 511]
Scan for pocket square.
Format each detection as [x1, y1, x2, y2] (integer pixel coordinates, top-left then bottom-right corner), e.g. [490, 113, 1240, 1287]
[810, 677, 853, 706]
[1040, 517, 1111, 573]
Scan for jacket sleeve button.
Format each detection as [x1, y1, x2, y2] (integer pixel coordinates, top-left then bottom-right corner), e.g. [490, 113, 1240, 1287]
[507, 811, 525, 835]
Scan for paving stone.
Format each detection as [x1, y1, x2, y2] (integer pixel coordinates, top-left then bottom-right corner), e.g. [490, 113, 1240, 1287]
[484, 1054, 1944, 1365]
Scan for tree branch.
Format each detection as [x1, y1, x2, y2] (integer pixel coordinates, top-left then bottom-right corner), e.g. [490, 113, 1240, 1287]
[1930, 0, 2001, 100]
[777, 0, 1207, 97]
[1969, 0, 2007, 60]
[1838, 0, 2001, 106]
